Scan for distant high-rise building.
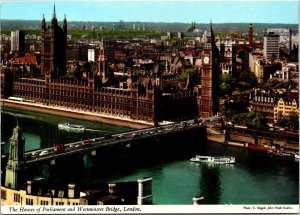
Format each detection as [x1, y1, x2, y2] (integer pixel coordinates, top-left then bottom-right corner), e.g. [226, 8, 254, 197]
[40, 5, 67, 77]
[10, 30, 25, 52]
[88, 49, 95, 62]
[263, 32, 280, 60]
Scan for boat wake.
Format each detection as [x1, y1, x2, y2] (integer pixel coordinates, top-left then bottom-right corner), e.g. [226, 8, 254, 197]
[3, 111, 37, 120]
[85, 128, 109, 133]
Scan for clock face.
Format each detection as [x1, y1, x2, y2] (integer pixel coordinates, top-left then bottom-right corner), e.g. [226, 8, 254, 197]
[203, 56, 209, 64]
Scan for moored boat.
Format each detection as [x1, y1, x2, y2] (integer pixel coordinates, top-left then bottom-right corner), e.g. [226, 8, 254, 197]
[294, 154, 299, 162]
[190, 155, 235, 164]
[267, 150, 293, 157]
[223, 141, 277, 151]
[58, 123, 85, 131]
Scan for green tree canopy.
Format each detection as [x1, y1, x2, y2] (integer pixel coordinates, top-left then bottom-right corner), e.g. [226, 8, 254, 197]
[265, 78, 284, 89]
[176, 68, 199, 90]
[239, 71, 257, 88]
[232, 111, 266, 129]
[219, 73, 237, 96]
[287, 112, 299, 131]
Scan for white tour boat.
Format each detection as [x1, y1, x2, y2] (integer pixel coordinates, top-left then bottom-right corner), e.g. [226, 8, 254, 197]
[58, 123, 85, 131]
[190, 155, 235, 164]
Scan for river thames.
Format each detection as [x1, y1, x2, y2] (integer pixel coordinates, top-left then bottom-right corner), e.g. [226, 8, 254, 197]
[1, 107, 299, 205]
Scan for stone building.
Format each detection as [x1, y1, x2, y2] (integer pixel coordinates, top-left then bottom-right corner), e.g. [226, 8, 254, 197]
[1, 9, 221, 124]
[249, 88, 299, 124]
[249, 88, 276, 123]
[216, 38, 237, 75]
[198, 23, 220, 118]
[263, 32, 280, 61]
[273, 91, 299, 123]
[40, 5, 67, 77]
[10, 30, 25, 52]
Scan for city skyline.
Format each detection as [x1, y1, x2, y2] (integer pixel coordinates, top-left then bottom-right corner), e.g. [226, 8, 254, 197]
[1, 0, 298, 24]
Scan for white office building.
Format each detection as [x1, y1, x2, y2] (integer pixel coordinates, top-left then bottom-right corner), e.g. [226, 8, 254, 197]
[10, 30, 21, 51]
[263, 32, 280, 60]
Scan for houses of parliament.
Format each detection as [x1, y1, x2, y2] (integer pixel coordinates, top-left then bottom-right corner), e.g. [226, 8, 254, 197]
[1, 8, 220, 125]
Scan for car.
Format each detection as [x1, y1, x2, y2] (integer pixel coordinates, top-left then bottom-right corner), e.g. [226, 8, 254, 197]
[39, 151, 48, 156]
[75, 144, 81, 148]
[116, 135, 123, 140]
[32, 151, 38, 156]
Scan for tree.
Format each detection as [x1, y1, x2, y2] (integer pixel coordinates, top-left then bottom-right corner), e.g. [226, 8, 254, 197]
[287, 112, 299, 131]
[276, 111, 288, 126]
[251, 112, 266, 129]
[219, 73, 237, 96]
[236, 81, 251, 92]
[68, 65, 76, 74]
[265, 78, 283, 89]
[239, 71, 257, 88]
[176, 68, 198, 82]
[232, 111, 266, 129]
[219, 83, 231, 95]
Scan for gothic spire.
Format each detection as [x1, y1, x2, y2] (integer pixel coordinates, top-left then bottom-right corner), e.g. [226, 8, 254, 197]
[42, 13, 46, 29]
[63, 14, 67, 26]
[53, 3, 56, 18]
[210, 20, 215, 43]
[51, 3, 58, 26]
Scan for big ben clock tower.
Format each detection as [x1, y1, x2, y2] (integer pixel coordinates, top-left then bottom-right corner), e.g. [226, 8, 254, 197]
[199, 23, 220, 118]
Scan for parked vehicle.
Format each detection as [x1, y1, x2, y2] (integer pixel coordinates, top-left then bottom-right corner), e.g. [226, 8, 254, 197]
[54, 144, 65, 153]
[104, 134, 112, 140]
[39, 151, 48, 156]
[81, 140, 93, 147]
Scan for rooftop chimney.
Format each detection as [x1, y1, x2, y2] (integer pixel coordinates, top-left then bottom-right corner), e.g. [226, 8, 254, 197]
[27, 180, 32, 195]
[108, 183, 116, 194]
[68, 184, 75, 198]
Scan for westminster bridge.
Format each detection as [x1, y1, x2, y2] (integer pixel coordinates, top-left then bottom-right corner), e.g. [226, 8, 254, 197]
[23, 118, 211, 164]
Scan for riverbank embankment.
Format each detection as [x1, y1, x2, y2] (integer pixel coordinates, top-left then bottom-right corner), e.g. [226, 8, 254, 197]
[206, 127, 299, 153]
[1, 100, 153, 129]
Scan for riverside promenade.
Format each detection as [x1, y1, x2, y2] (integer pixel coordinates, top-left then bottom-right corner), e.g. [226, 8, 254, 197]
[1, 99, 153, 129]
[206, 126, 299, 153]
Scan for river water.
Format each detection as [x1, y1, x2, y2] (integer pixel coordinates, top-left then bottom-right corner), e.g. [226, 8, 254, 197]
[1, 107, 299, 205]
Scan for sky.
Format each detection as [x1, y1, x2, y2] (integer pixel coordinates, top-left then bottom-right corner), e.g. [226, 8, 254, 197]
[1, 0, 298, 24]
